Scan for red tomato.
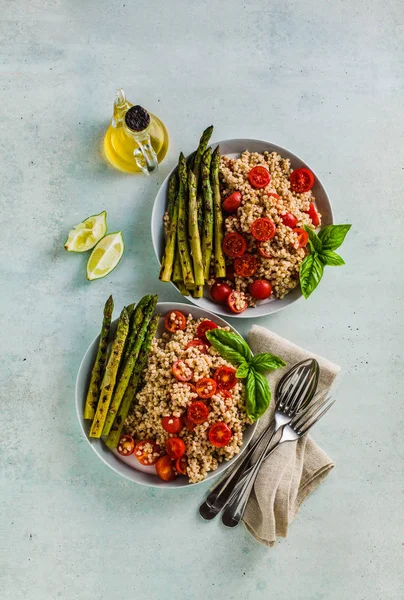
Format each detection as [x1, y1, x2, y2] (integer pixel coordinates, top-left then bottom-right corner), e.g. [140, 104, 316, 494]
[183, 382, 197, 395]
[196, 320, 218, 343]
[281, 212, 298, 229]
[293, 228, 309, 248]
[156, 455, 176, 481]
[249, 279, 273, 300]
[220, 389, 232, 399]
[251, 218, 277, 241]
[184, 415, 196, 431]
[161, 415, 184, 434]
[164, 310, 187, 333]
[290, 168, 315, 193]
[223, 232, 247, 258]
[305, 202, 320, 227]
[234, 254, 258, 278]
[210, 282, 232, 304]
[172, 360, 193, 382]
[134, 439, 160, 465]
[256, 242, 272, 259]
[117, 434, 135, 457]
[248, 166, 271, 189]
[175, 456, 188, 475]
[208, 422, 233, 447]
[226, 264, 235, 282]
[165, 437, 186, 460]
[267, 192, 280, 200]
[185, 339, 207, 354]
[227, 291, 248, 314]
[187, 401, 209, 424]
[222, 191, 242, 213]
[214, 366, 237, 390]
[196, 377, 217, 399]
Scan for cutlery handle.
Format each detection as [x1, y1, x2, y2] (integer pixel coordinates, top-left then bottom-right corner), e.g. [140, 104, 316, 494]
[199, 418, 274, 520]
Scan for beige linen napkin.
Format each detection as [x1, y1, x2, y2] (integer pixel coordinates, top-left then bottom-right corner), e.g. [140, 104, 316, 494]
[243, 325, 340, 547]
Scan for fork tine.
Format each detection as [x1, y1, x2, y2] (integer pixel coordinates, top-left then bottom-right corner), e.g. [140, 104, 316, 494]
[292, 393, 329, 429]
[281, 365, 310, 408]
[296, 398, 335, 434]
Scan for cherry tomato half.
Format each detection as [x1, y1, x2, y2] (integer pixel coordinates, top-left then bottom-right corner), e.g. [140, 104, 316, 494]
[305, 202, 320, 227]
[208, 422, 233, 447]
[234, 254, 258, 278]
[226, 264, 235, 282]
[227, 291, 248, 314]
[281, 212, 298, 229]
[210, 282, 232, 304]
[187, 401, 209, 424]
[134, 439, 161, 465]
[251, 218, 277, 241]
[290, 168, 315, 193]
[164, 310, 187, 333]
[222, 191, 242, 213]
[256, 241, 272, 259]
[186, 339, 207, 354]
[196, 320, 218, 343]
[293, 228, 309, 248]
[183, 382, 197, 395]
[172, 360, 194, 382]
[117, 434, 135, 457]
[196, 377, 217, 399]
[165, 437, 186, 460]
[267, 192, 280, 200]
[248, 166, 271, 189]
[214, 366, 237, 391]
[184, 415, 196, 431]
[249, 279, 273, 300]
[175, 456, 188, 475]
[161, 415, 184, 434]
[223, 232, 247, 258]
[156, 455, 176, 482]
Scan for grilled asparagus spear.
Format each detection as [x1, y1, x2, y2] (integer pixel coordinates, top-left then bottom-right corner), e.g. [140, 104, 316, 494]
[188, 169, 204, 286]
[159, 172, 178, 282]
[211, 146, 226, 278]
[177, 153, 195, 288]
[201, 147, 214, 280]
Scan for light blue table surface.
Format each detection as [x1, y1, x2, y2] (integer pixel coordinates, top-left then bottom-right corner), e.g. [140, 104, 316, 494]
[1, 1, 403, 598]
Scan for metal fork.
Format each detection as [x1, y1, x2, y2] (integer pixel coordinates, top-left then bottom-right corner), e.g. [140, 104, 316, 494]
[221, 393, 336, 527]
[199, 358, 319, 520]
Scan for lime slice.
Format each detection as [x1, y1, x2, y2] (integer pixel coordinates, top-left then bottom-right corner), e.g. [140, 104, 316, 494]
[64, 211, 107, 252]
[86, 231, 124, 280]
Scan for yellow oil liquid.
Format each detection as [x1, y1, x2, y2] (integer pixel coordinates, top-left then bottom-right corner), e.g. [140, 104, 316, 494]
[103, 113, 169, 174]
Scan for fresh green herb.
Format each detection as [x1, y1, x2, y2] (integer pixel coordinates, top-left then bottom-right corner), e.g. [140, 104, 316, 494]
[318, 250, 345, 266]
[251, 353, 286, 372]
[317, 224, 351, 251]
[300, 253, 324, 299]
[236, 361, 249, 379]
[205, 329, 253, 365]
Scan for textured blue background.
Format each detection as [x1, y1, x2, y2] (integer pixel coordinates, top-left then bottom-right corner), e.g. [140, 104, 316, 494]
[1, 1, 403, 598]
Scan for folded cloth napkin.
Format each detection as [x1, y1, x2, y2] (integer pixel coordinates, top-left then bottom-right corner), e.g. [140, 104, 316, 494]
[243, 325, 341, 547]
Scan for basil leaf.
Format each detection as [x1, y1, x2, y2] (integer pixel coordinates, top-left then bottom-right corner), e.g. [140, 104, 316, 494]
[318, 224, 351, 251]
[245, 368, 271, 421]
[300, 253, 324, 299]
[251, 353, 286, 373]
[206, 328, 253, 365]
[318, 250, 345, 266]
[245, 369, 256, 419]
[236, 361, 249, 379]
[304, 225, 322, 253]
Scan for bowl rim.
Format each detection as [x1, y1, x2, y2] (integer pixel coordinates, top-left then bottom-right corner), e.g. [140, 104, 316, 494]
[75, 301, 258, 489]
[151, 137, 334, 318]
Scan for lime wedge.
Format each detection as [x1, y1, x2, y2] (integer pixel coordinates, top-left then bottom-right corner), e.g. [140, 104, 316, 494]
[64, 211, 107, 252]
[86, 232, 124, 280]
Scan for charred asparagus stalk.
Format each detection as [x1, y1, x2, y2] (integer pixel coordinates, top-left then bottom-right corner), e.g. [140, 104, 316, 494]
[177, 153, 195, 288]
[188, 169, 205, 286]
[201, 147, 214, 280]
[211, 146, 226, 278]
[159, 172, 178, 282]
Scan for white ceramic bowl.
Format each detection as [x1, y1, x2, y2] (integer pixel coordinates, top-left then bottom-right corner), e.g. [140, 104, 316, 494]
[76, 302, 257, 488]
[152, 138, 334, 318]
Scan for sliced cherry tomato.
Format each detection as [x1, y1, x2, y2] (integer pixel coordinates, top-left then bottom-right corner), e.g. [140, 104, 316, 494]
[208, 422, 233, 447]
[172, 360, 194, 382]
[187, 401, 209, 424]
[210, 282, 232, 304]
[249, 279, 273, 300]
[196, 320, 218, 343]
[196, 377, 217, 399]
[165, 437, 186, 460]
[251, 218, 277, 241]
[183, 382, 197, 395]
[161, 415, 184, 434]
[134, 439, 160, 466]
[226, 264, 235, 282]
[290, 168, 315, 193]
[227, 290, 248, 314]
[223, 232, 247, 258]
[257, 241, 272, 259]
[293, 227, 309, 248]
[267, 192, 280, 200]
[222, 191, 242, 213]
[156, 455, 176, 481]
[281, 212, 298, 229]
[214, 366, 237, 390]
[220, 389, 232, 399]
[184, 415, 196, 431]
[186, 339, 207, 354]
[175, 456, 188, 475]
[305, 202, 320, 227]
[117, 434, 135, 457]
[164, 310, 187, 333]
[248, 166, 271, 189]
[234, 254, 258, 278]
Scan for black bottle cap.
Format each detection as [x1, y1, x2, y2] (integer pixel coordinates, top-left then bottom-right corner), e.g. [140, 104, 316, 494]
[125, 105, 151, 132]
